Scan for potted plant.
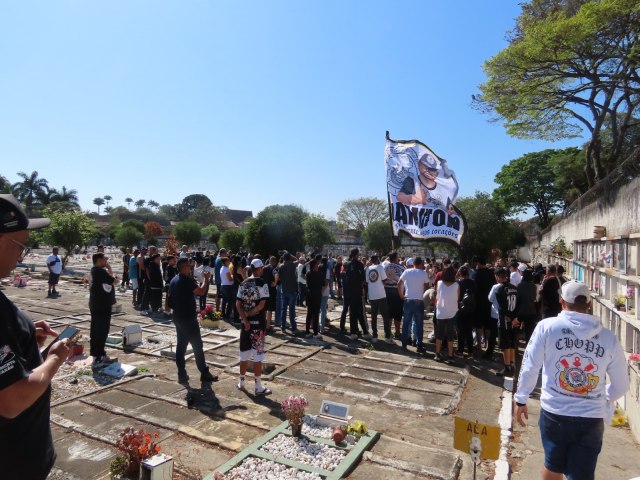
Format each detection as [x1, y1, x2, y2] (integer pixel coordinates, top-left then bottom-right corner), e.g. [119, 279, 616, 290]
[110, 427, 161, 477]
[280, 394, 309, 437]
[613, 294, 629, 311]
[199, 305, 222, 328]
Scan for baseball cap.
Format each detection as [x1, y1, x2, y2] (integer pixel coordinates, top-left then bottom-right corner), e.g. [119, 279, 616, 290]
[561, 281, 590, 304]
[517, 264, 527, 272]
[406, 258, 415, 267]
[418, 153, 438, 170]
[251, 258, 264, 269]
[0, 194, 50, 232]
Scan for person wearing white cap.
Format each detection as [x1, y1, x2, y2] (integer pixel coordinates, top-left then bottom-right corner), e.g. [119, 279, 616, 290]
[515, 280, 629, 480]
[236, 258, 272, 396]
[0, 194, 71, 480]
[509, 260, 523, 287]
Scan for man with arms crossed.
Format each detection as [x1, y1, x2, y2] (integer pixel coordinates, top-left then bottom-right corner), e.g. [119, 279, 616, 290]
[515, 281, 629, 480]
[0, 194, 70, 479]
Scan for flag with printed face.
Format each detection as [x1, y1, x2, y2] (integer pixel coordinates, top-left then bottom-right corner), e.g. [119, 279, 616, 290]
[385, 132, 466, 245]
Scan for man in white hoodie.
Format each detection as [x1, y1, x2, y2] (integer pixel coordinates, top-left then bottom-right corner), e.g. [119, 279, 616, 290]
[514, 281, 629, 480]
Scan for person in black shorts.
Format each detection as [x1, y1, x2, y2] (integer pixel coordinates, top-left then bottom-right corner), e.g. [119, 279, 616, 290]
[261, 256, 278, 332]
[473, 257, 495, 356]
[489, 268, 519, 376]
[236, 259, 271, 396]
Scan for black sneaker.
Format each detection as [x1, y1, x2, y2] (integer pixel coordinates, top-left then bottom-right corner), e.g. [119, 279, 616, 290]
[444, 357, 455, 365]
[401, 343, 408, 352]
[496, 366, 507, 377]
[178, 372, 189, 383]
[434, 353, 443, 362]
[416, 345, 426, 354]
[200, 371, 218, 382]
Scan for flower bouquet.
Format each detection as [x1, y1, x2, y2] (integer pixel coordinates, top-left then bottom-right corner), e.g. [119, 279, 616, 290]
[629, 353, 640, 368]
[347, 420, 368, 440]
[613, 294, 628, 311]
[281, 394, 309, 437]
[110, 427, 161, 477]
[199, 305, 222, 328]
[611, 407, 629, 427]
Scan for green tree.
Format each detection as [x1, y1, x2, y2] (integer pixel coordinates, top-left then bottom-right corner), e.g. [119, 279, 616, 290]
[134, 199, 146, 209]
[219, 228, 246, 252]
[174, 220, 202, 246]
[93, 197, 105, 214]
[103, 195, 112, 208]
[455, 192, 524, 261]
[0, 175, 12, 194]
[49, 186, 79, 205]
[493, 150, 565, 228]
[336, 197, 387, 233]
[302, 214, 334, 251]
[125, 197, 133, 209]
[548, 147, 589, 206]
[34, 209, 98, 266]
[202, 225, 221, 244]
[362, 220, 392, 254]
[147, 200, 159, 211]
[474, 0, 640, 187]
[245, 204, 307, 256]
[12, 171, 49, 213]
[115, 226, 143, 249]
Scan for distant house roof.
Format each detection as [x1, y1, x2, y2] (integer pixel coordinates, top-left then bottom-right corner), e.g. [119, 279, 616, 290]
[226, 209, 253, 225]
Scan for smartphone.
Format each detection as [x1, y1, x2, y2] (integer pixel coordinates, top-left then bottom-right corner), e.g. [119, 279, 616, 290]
[41, 325, 80, 359]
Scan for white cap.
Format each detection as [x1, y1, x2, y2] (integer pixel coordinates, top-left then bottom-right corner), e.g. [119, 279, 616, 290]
[406, 258, 415, 267]
[561, 280, 590, 304]
[517, 264, 527, 272]
[250, 258, 264, 269]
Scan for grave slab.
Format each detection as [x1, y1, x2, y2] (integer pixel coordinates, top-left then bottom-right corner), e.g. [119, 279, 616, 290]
[51, 428, 115, 480]
[278, 368, 334, 386]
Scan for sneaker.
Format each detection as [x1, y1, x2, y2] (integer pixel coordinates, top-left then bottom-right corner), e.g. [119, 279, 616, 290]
[237, 381, 246, 390]
[434, 353, 443, 362]
[496, 366, 507, 377]
[200, 371, 218, 382]
[46, 293, 53, 298]
[401, 343, 408, 352]
[416, 344, 426, 354]
[362, 333, 373, 340]
[178, 372, 190, 384]
[52, 292, 61, 297]
[393, 332, 401, 340]
[349, 334, 358, 340]
[100, 355, 117, 364]
[444, 357, 455, 365]
[340, 329, 348, 335]
[370, 337, 378, 343]
[313, 334, 323, 340]
[305, 332, 313, 339]
[453, 350, 465, 358]
[140, 310, 151, 316]
[384, 337, 394, 344]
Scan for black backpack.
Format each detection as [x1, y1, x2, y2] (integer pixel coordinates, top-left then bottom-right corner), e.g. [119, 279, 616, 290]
[459, 290, 476, 312]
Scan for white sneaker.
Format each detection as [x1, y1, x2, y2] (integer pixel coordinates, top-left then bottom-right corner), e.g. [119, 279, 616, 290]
[314, 334, 323, 340]
[140, 310, 151, 316]
[349, 334, 358, 340]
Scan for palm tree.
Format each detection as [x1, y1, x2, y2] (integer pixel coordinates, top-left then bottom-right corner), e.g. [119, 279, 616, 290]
[93, 197, 105, 214]
[134, 199, 146, 209]
[104, 195, 112, 208]
[12, 171, 49, 213]
[50, 186, 79, 204]
[0, 175, 13, 194]
[125, 197, 133, 209]
[148, 200, 159, 211]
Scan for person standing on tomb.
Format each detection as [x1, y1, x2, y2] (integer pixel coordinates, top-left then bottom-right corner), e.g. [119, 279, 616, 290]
[383, 252, 405, 339]
[129, 249, 140, 306]
[366, 255, 392, 342]
[397, 256, 429, 353]
[89, 252, 117, 367]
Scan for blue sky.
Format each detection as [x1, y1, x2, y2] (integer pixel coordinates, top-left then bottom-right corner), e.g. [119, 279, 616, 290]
[0, 1, 579, 219]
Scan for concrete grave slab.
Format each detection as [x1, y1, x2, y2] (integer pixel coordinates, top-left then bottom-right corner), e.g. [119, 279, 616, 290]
[119, 377, 184, 397]
[51, 428, 115, 480]
[278, 368, 334, 386]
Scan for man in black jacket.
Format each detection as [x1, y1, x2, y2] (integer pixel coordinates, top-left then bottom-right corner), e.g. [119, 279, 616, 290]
[344, 248, 370, 340]
[90, 252, 117, 367]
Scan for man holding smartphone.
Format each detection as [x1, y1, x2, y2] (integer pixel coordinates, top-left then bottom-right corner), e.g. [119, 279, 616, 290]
[0, 194, 70, 480]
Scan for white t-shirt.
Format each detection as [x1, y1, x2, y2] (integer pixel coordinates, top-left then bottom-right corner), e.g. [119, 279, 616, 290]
[399, 268, 428, 300]
[436, 281, 459, 319]
[366, 264, 387, 301]
[46, 254, 63, 274]
[322, 267, 331, 297]
[220, 265, 234, 286]
[297, 263, 307, 285]
[510, 271, 522, 287]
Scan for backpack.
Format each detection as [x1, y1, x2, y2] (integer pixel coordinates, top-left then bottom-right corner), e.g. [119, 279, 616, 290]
[459, 290, 476, 312]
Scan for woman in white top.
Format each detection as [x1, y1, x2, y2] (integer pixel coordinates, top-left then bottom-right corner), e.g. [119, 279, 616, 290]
[435, 267, 459, 363]
[219, 257, 235, 319]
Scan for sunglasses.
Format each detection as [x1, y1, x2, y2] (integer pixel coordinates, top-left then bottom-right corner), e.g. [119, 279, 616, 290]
[8, 237, 30, 261]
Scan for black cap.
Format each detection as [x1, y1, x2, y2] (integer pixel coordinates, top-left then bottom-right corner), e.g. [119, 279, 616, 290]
[0, 194, 51, 232]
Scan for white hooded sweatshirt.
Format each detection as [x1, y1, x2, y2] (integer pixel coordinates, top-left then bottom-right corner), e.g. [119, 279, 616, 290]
[515, 310, 629, 420]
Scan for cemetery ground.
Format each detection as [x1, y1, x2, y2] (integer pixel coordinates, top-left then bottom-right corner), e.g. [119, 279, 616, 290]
[5, 249, 639, 480]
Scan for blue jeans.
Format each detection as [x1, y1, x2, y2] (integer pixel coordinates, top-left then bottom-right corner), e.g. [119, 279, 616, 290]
[539, 409, 603, 480]
[402, 300, 424, 346]
[280, 290, 298, 330]
[173, 316, 208, 375]
[320, 295, 329, 330]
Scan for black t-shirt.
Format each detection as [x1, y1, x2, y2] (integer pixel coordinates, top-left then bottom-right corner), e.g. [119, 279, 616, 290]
[164, 265, 178, 284]
[89, 266, 115, 310]
[262, 265, 277, 296]
[474, 267, 495, 307]
[344, 259, 365, 291]
[306, 269, 324, 296]
[496, 282, 518, 326]
[148, 262, 163, 288]
[0, 292, 55, 480]
[168, 274, 199, 318]
[541, 275, 562, 315]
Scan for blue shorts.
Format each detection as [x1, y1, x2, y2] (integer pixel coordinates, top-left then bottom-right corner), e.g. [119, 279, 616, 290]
[539, 409, 604, 480]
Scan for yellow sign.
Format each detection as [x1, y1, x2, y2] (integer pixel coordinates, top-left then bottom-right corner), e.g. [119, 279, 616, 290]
[453, 416, 501, 460]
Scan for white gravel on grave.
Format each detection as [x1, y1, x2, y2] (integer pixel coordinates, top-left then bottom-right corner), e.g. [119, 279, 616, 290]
[259, 434, 346, 471]
[223, 457, 322, 479]
[300, 415, 333, 439]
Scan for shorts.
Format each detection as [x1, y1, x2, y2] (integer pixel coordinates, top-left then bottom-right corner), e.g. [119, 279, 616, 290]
[131, 278, 139, 290]
[239, 317, 266, 363]
[48, 272, 60, 285]
[498, 324, 517, 349]
[539, 409, 603, 480]
[267, 293, 277, 312]
[473, 302, 492, 328]
[435, 316, 456, 340]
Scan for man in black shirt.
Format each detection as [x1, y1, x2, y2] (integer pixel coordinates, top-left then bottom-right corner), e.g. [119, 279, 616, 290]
[90, 253, 117, 367]
[0, 194, 70, 480]
[168, 257, 217, 384]
[261, 256, 278, 332]
[541, 264, 562, 318]
[473, 257, 496, 357]
[344, 248, 370, 340]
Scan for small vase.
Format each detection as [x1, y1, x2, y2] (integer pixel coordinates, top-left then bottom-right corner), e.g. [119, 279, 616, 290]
[290, 422, 302, 437]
